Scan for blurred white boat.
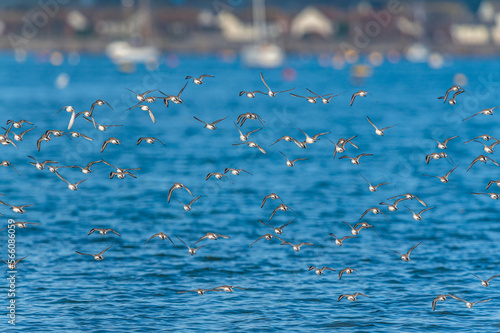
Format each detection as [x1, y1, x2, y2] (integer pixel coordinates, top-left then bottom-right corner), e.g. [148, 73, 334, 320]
[105, 0, 159, 69]
[106, 41, 159, 65]
[241, 0, 284, 68]
[241, 43, 284, 68]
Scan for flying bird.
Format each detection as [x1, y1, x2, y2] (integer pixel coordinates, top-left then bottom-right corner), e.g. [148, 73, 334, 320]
[309, 266, 335, 275]
[185, 74, 214, 85]
[338, 293, 370, 302]
[167, 183, 194, 203]
[144, 232, 175, 245]
[260, 72, 294, 97]
[470, 273, 500, 287]
[387, 241, 422, 261]
[176, 195, 202, 212]
[76, 243, 115, 261]
[366, 116, 397, 136]
[88, 228, 121, 236]
[193, 116, 228, 130]
[360, 174, 391, 192]
[280, 151, 308, 167]
[448, 293, 491, 309]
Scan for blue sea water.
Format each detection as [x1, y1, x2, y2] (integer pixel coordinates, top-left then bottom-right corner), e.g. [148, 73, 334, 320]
[1, 53, 500, 332]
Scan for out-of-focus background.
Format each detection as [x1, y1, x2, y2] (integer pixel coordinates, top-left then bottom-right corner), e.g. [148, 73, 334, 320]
[2, 0, 499, 71]
[2, 1, 500, 332]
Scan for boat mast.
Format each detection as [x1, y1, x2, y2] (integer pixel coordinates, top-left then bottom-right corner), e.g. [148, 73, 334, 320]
[253, 0, 266, 44]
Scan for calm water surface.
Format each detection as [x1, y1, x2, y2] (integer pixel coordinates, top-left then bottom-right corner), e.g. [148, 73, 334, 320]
[1, 54, 500, 332]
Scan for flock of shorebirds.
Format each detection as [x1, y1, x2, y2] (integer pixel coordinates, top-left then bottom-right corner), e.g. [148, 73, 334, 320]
[2, 73, 499, 308]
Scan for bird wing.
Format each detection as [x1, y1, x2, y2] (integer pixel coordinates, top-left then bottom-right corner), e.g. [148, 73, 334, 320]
[280, 218, 295, 229]
[193, 116, 207, 125]
[110, 229, 121, 236]
[487, 156, 500, 166]
[486, 274, 500, 282]
[443, 136, 459, 145]
[101, 140, 110, 153]
[213, 116, 228, 125]
[75, 251, 93, 256]
[54, 171, 70, 185]
[366, 116, 378, 130]
[407, 241, 422, 256]
[260, 72, 271, 93]
[350, 93, 358, 106]
[466, 157, 481, 172]
[463, 111, 481, 121]
[177, 82, 188, 97]
[419, 207, 435, 214]
[148, 110, 156, 124]
[189, 195, 202, 205]
[448, 293, 467, 303]
[144, 234, 159, 244]
[183, 185, 194, 196]
[249, 235, 267, 248]
[99, 242, 115, 255]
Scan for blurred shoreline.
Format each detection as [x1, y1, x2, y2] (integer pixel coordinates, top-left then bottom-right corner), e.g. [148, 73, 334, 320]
[2, 1, 500, 57]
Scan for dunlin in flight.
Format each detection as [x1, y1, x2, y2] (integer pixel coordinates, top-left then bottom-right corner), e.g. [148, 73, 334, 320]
[232, 141, 267, 154]
[193, 116, 228, 130]
[167, 183, 193, 203]
[260, 72, 294, 97]
[359, 207, 389, 222]
[448, 293, 491, 309]
[233, 122, 261, 142]
[432, 295, 448, 311]
[405, 206, 435, 221]
[309, 266, 335, 275]
[185, 74, 214, 85]
[387, 241, 422, 261]
[76, 243, 115, 261]
[28, 156, 58, 171]
[269, 204, 296, 221]
[280, 241, 314, 252]
[350, 90, 375, 106]
[54, 171, 87, 190]
[471, 273, 500, 287]
[3, 256, 28, 270]
[338, 293, 369, 302]
[261, 193, 283, 208]
[88, 228, 121, 236]
[297, 128, 330, 144]
[432, 136, 458, 149]
[463, 106, 500, 121]
[6, 119, 33, 129]
[338, 267, 361, 280]
[329, 233, 357, 246]
[176, 236, 207, 255]
[423, 165, 459, 183]
[339, 153, 373, 165]
[259, 219, 295, 235]
[101, 137, 121, 153]
[195, 232, 230, 244]
[249, 233, 284, 248]
[366, 116, 397, 136]
[176, 195, 202, 212]
[206, 172, 234, 184]
[467, 155, 500, 172]
[280, 151, 308, 167]
[144, 232, 175, 245]
[360, 174, 391, 192]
